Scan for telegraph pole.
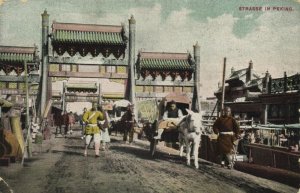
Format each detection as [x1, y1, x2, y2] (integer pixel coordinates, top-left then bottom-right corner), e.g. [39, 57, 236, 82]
[40, 10, 49, 118]
[221, 57, 227, 111]
[128, 15, 137, 119]
[22, 61, 32, 165]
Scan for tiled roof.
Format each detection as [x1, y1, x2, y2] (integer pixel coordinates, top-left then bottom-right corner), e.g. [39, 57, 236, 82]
[245, 78, 263, 88]
[227, 68, 247, 81]
[138, 52, 194, 70]
[52, 22, 126, 45]
[227, 68, 260, 82]
[0, 46, 36, 62]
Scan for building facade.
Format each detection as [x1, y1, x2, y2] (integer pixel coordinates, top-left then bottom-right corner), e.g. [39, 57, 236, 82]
[214, 61, 300, 124]
[0, 46, 40, 105]
[134, 42, 201, 112]
[40, 10, 134, 113]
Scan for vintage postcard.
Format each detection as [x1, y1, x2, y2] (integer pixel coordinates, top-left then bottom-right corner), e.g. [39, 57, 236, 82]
[0, 0, 299, 193]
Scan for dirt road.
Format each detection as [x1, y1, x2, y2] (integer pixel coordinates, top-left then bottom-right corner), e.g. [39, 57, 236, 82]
[0, 126, 298, 193]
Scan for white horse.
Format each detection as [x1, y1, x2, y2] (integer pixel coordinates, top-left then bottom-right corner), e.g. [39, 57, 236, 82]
[178, 109, 203, 169]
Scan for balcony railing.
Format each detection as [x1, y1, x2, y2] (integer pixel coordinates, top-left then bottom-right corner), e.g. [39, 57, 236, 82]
[269, 73, 300, 93]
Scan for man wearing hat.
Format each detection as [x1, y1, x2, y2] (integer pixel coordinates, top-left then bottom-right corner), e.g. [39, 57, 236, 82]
[83, 104, 104, 157]
[154, 100, 183, 140]
[213, 106, 240, 169]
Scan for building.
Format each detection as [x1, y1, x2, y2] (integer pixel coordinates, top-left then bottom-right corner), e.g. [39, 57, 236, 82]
[214, 60, 300, 124]
[0, 45, 40, 105]
[134, 42, 201, 112]
[1, 10, 203, 117]
[135, 51, 195, 101]
[40, 10, 135, 114]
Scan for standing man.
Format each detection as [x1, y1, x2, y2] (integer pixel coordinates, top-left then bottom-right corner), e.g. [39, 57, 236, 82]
[83, 104, 104, 157]
[121, 105, 135, 143]
[213, 107, 240, 169]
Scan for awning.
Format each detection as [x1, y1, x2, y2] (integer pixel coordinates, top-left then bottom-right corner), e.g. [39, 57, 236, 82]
[163, 92, 191, 105]
[113, 99, 131, 108]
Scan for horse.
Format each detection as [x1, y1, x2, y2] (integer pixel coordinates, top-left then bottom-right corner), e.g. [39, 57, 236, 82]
[53, 111, 69, 136]
[178, 109, 203, 169]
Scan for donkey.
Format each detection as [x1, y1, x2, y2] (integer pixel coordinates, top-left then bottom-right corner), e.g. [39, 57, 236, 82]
[178, 109, 203, 169]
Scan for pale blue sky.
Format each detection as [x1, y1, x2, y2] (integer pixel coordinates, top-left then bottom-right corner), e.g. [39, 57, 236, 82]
[0, 0, 299, 97]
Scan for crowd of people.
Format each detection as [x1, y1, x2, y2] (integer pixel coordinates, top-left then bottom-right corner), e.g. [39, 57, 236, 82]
[50, 102, 299, 168]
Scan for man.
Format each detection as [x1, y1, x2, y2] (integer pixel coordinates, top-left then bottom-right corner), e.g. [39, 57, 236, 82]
[154, 100, 183, 140]
[67, 111, 75, 135]
[237, 132, 250, 156]
[213, 107, 240, 169]
[120, 104, 135, 143]
[83, 104, 104, 157]
[80, 107, 87, 139]
[97, 106, 111, 150]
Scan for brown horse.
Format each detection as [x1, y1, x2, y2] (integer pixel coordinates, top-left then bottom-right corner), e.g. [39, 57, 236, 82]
[52, 108, 69, 136]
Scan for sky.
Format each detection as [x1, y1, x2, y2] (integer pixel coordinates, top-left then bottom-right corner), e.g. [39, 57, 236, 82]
[0, 0, 299, 98]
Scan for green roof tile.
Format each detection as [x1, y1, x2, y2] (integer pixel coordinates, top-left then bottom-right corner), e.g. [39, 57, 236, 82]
[140, 58, 193, 71]
[53, 30, 125, 45]
[0, 52, 35, 63]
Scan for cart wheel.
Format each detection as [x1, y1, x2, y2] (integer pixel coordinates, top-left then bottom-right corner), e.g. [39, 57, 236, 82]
[150, 138, 157, 157]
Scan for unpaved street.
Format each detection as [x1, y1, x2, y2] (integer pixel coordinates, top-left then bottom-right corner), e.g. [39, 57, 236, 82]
[0, 126, 298, 193]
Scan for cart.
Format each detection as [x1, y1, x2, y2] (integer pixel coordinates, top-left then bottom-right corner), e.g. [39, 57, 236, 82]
[143, 92, 191, 157]
[109, 99, 132, 135]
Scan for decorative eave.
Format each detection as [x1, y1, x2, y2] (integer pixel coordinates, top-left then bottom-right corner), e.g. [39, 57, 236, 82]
[0, 45, 40, 75]
[138, 52, 194, 71]
[102, 93, 124, 99]
[51, 22, 127, 58]
[136, 51, 194, 81]
[66, 83, 98, 93]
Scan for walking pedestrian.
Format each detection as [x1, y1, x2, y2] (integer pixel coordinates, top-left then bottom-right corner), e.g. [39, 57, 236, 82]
[98, 106, 111, 150]
[83, 104, 104, 157]
[213, 107, 240, 169]
[68, 111, 75, 135]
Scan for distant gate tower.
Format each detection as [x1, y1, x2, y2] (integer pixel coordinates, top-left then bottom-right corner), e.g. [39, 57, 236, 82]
[41, 10, 132, 114]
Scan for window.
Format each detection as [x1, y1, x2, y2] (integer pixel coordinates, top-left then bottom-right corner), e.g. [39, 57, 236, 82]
[8, 82, 17, 89]
[164, 86, 173, 92]
[106, 66, 116, 73]
[183, 87, 193, 93]
[0, 82, 6, 89]
[144, 86, 153, 92]
[155, 86, 163, 93]
[174, 86, 182, 93]
[49, 64, 59, 72]
[117, 66, 126, 73]
[136, 86, 143, 92]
